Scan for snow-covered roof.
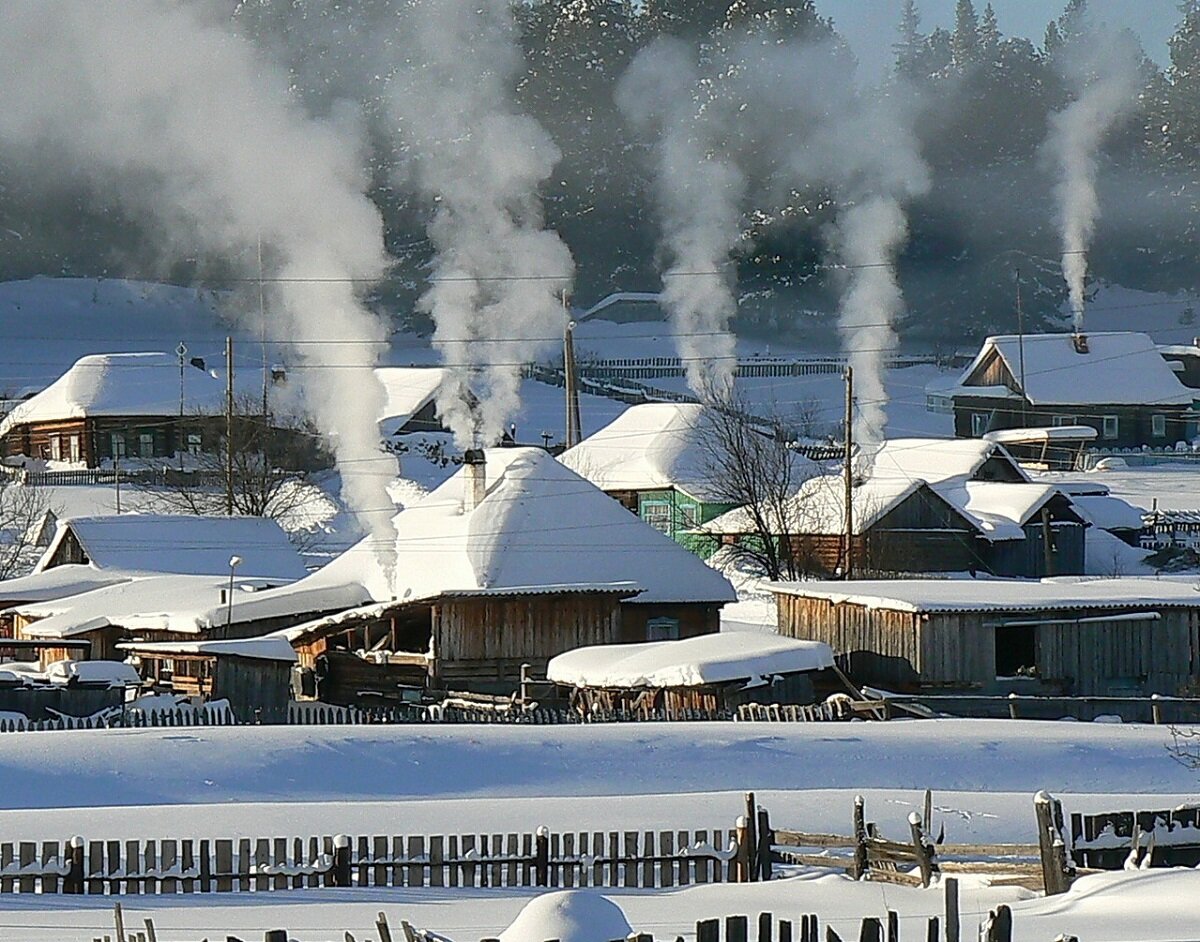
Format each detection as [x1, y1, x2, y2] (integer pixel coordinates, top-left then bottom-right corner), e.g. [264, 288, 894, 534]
[558, 403, 722, 501]
[121, 635, 298, 663]
[984, 426, 1098, 444]
[15, 573, 367, 640]
[934, 481, 1064, 541]
[314, 447, 737, 606]
[769, 575, 1200, 613]
[374, 366, 447, 438]
[0, 564, 129, 604]
[46, 659, 141, 687]
[36, 514, 309, 580]
[0, 352, 229, 437]
[547, 631, 834, 689]
[955, 332, 1194, 407]
[1071, 495, 1146, 531]
[868, 438, 1028, 484]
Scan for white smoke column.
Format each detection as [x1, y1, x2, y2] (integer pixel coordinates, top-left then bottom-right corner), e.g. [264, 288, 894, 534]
[617, 39, 743, 403]
[386, 0, 573, 448]
[0, 1, 398, 568]
[1046, 33, 1142, 332]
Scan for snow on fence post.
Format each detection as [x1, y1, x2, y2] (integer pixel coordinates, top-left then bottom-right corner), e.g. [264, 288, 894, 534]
[851, 795, 869, 880]
[1034, 791, 1073, 895]
[65, 836, 84, 894]
[534, 826, 550, 887]
[908, 811, 935, 888]
[733, 815, 750, 883]
[332, 834, 351, 888]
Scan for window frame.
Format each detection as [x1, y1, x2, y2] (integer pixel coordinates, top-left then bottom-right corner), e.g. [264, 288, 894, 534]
[1152, 414, 1167, 438]
[1102, 415, 1119, 440]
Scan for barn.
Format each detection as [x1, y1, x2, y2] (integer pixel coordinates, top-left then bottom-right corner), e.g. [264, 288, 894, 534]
[282, 447, 737, 695]
[769, 577, 1200, 698]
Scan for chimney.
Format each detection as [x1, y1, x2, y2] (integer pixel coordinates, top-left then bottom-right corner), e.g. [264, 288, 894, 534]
[462, 449, 487, 513]
[1072, 332, 1089, 355]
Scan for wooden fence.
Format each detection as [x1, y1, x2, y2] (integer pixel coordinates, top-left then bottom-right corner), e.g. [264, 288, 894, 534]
[0, 823, 747, 897]
[1071, 804, 1200, 868]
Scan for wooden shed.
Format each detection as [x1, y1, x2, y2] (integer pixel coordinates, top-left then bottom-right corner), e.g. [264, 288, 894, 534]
[770, 578, 1200, 697]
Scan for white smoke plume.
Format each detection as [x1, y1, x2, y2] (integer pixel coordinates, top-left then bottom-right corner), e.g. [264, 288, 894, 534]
[1046, 32, 1142, 332]
[0, 1, 398, 568]
[617, 39, 743, 403]
[384, 0, 574, 449]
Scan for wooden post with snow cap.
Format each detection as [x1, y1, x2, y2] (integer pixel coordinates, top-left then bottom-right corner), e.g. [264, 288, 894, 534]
[66, 835, 84, 894]
[851, 795, 868, 880]
[734, 814, 750, 882]
[534, 826, 550, 886]
[1034, 791, 1072, 895]
[908, 811, 935, 888]
[332, 834, 352, 888]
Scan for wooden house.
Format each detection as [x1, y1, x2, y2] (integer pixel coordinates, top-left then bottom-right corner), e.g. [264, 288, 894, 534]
[769, 577, 1200, 697]
[700, 439, 1088, 578]
[927, 332, 1198, 452]
[374, 366, 455, 440]
[280, 447, 737, 695]
[546, 631, 835, 718]
[0, 352, 233, 467]
[558, 403, 742, 553]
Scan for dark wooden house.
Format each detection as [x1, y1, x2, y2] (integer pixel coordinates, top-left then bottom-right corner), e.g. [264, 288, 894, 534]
[700, 438, 1087, 578]
[928, 332, 1197, 450]
[770, 577, 1200, 698]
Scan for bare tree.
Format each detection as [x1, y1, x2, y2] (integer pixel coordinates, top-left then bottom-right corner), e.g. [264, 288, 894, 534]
[0, 475, 53, 579]
[138, 394, 333, 527]
[698, 387, 817, 581]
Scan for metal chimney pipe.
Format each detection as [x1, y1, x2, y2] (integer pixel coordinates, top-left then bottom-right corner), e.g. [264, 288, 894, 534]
[463, 449, 487, 513]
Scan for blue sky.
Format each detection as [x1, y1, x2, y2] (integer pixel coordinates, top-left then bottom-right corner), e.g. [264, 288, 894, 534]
[815, 0, 1183, 79]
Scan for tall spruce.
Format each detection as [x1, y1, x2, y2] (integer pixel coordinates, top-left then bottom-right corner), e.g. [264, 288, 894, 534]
[951, 0, 980, 69]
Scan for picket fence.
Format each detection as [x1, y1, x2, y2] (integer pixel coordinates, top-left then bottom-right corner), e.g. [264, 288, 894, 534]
[0, 825, 744, 897]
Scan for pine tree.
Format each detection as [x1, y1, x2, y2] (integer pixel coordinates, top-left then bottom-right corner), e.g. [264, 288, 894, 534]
[951, 0, 980, 70]
[979, 3, 1001, 61]
[894, 0, 925, 80]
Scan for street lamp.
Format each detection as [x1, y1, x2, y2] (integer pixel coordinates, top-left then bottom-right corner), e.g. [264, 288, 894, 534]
[226, 555, 242, 630]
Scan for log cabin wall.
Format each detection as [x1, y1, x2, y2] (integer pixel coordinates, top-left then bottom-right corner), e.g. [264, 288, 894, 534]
[213, 655, 291, 723]
[618, 602, 720, 642]
[434, 592, 624, 689]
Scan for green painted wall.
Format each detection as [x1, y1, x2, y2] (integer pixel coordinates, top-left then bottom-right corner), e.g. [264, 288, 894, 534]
[637, 488, 737, 557]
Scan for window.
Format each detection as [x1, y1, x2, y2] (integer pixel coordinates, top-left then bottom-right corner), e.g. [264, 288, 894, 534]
[187, 432, 202, 455]
[138, 432, 154, 457]
[646, 617, 680, 641]
[642, 501, 672, 534]
[971, 413, 990, 436]
[1152, 414, 1167, 438]
[1052, 415, 1076, 427]
[110, 433, 126, 459]
[994, 625, 1037, 678]
[1102, 415, 1119, 440]
[67, 434, 80, 463]
[48, 435, 61, 461]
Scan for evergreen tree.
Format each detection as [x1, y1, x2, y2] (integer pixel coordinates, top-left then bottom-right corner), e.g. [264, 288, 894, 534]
[979, 4, 1001, 61]
[951, 0, 980, 69]
[894, 0, 925, 80]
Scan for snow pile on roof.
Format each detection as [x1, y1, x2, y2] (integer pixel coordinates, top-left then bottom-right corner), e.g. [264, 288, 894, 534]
[36, 514, 309, 580]
[0, 565, 129, 604]
[315, 447, 737, 605]
[869, 437, 1028, 484]
[548, 631, 833, 688]
[769, 575, 1200, 613]
[984, 425, 1098, 444]
[46, 659, 140, 687]
[374, 367, 447, 438]
[936, 481, 1063, 541]
[1085, 529, 1155, 577]
[0, 352, 228, 437]
[956, 332, 1194, 406]
[559, 403, 721, 500]
[16, 573, 368, 639]
[498, 891, 632, 942]
[124, 635, 298, 663]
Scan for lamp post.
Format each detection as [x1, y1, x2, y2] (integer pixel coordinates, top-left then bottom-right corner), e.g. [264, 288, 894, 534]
[226, 555, 242, 631]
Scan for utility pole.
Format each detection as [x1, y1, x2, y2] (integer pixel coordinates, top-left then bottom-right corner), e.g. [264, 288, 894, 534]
[563, 294, 582, 449]
[843, 366, 854, 580]
[1015, 269, 1028, 427]
[258, 235, 269, 421]
[176, 341, 187, 472]
[225, 335, 234, 516]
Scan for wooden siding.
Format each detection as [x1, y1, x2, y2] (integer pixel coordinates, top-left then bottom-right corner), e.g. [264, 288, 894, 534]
[776, 591, 1200, 696]
[619, 602, 719, 642]
[952, 399, 1195, 449]
[213, 655, 291, 723]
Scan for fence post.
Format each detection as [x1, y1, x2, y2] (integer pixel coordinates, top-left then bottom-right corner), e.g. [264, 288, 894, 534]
[852, 795, 868, 880]
[1151, 693, 1162, 726]
[908, 812, 935, 888]
[743, 792, 758, 882]
[519, 663, 532, 705]
[734, 815, 750, 883]
[757, 806, 773, 882]
[1034, 792, 1072, 895]
[264, 932, 288, 942]
[696, 919, 720, 942]
[1007, 692, 1019, 720]
[858, 918, 882, 942]
[66, 836, 84, 894]
[944, 876, 960, 942]
[332, 834, 352, 888]
[534, 827, 550, 887]
[982, 905, 1012, 942]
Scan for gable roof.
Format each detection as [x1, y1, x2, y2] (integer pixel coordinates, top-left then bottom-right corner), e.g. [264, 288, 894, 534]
[316, 447, 737, 605]
[0, 564, 129, 606]
[374, 366, 448, 438]
[0, 352, 228, 437]
[558, 403, 720, 501]
[868, 437, 1028, 484]
[957, 332, 1194, 407]
[36, 514, 309, 580]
